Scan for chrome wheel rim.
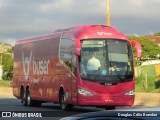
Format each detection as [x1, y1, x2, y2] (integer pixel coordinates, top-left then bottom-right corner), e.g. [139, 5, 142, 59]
[27, 91, 31, 106]
[61, 94, 66, 109]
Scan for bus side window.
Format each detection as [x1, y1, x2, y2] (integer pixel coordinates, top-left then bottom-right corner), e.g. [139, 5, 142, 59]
[65, 60, 72, 71]
[71, 54, 77, 77]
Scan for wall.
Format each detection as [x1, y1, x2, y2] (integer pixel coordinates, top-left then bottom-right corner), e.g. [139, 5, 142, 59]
[135, 64, 160, 77]
[0, 65, 2, 80]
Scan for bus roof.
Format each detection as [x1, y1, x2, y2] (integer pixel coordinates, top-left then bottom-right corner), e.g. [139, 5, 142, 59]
[15, 25, 128, 45]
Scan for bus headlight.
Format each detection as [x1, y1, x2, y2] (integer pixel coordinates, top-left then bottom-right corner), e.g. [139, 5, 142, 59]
[78, 88, 93, 96]
[125, 90, 135, 96]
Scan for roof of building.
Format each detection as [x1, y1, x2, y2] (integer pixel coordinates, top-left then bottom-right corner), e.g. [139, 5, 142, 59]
[145, 35, 160, 45]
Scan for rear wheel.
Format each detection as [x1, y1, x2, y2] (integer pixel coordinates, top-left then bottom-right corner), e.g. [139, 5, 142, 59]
[24, 88, 41, 107]
[20, 88, 25, 104]
[60, 91, 73, 111]
[25, 88, 34, 106]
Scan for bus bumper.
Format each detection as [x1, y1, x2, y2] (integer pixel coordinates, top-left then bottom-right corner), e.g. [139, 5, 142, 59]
[77, 94, 134, 106]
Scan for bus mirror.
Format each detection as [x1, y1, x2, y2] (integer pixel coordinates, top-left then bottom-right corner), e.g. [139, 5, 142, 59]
[75, 52, 80, 56]
[129, 40, 142, 58]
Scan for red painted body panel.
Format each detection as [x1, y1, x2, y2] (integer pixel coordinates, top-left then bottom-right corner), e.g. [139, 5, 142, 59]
[77, 80, 134, 106]
[12, 25, 141, 107]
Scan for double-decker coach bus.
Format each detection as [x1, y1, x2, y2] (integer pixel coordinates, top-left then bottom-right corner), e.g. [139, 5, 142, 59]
[12, 25, 142, 110]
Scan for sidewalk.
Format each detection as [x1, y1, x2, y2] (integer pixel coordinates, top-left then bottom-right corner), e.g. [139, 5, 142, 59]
[134, 92, 160, 107]
[0, 87, 160, 107]
[0, 87, 13, 97]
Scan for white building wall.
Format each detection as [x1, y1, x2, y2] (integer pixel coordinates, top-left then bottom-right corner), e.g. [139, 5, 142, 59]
[0, 65, 2, 80]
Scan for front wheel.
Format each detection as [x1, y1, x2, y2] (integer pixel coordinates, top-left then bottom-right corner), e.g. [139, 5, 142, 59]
[60, 91, 73, 111]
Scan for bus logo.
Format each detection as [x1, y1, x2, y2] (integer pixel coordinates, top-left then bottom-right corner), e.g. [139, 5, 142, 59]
[97, 32, 103, 36]
[22, 51, 32, 80]
[76, 48, 81, 51]
[97, 32, 112, 36]
[22, 51, 50, 80]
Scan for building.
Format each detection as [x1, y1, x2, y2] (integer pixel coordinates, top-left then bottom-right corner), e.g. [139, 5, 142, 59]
[0, 65, 2, 80]
[145, 35, 160, 47]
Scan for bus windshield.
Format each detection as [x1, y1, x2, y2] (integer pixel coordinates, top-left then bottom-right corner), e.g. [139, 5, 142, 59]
[79, 39, 133, 84]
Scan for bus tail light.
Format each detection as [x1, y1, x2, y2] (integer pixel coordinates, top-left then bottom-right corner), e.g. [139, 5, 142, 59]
[78, 88, 93, 96]
[125, 90, 135, 96]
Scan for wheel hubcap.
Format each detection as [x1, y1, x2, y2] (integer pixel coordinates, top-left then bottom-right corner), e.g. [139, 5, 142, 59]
[27, 92, 30, 106]
[61, 94, 66, 109]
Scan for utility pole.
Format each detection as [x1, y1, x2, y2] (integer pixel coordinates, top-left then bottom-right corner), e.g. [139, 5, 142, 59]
[107, 0, 110, 26]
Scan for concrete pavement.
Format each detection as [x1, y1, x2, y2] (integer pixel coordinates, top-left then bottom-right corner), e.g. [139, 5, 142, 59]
[0, 87, 160, 107]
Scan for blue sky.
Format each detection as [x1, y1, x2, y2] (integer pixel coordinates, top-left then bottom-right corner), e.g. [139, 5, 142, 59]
[0, 0, 160, 45]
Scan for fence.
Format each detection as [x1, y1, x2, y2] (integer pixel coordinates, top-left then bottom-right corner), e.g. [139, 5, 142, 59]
[135, 64, 160, 78]
[135, 64, 160, 92]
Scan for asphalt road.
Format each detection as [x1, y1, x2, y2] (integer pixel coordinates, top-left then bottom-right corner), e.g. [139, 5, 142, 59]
[0, 97, 154, 120]
[0, 97, 105, 120]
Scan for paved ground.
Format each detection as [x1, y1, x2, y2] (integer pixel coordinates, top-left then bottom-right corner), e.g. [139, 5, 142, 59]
[0, 97, 153, 118]
[1, 87, 160, 120]
[0, 87, 13, 97]
[134, 92, 160, 107]
[1, 87, 160, 107]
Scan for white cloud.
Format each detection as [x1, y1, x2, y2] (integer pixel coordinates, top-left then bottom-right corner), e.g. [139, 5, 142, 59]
[0, 0, 8, 10]
[0, 0, 160, 45]
[40, 0, 73, 13]
[129, 0, 143, 7]
[111, 0, 160, 19]
[5, 38, 16, 46]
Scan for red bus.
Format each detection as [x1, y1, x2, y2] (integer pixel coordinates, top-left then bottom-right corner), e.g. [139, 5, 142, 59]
[12, 25, 142, 110]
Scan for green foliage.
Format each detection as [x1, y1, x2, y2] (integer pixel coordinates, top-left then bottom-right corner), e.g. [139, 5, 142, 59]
[136, 75, 156, 92]
[135, 75, 160, 93]
[7, 46, 14, 54]
[128, 36, 160, 58]
[154, 32, 160, 36]
[1, 48, 13, 80]
[135, 75, 146, 92]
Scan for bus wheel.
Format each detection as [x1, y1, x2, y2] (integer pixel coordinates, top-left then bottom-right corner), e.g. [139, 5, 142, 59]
[20, 88, 25, 104]
[105, 106, 115, 110]
[60, 91, 73, 111]
[25, 88, 33, 106]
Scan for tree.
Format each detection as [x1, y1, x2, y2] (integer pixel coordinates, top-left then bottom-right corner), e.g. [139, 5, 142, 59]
[7, 46, 14, 54]
[154, 32, 160, 36]
[128, 36, 160, 58]
[2, 48, 13, 80]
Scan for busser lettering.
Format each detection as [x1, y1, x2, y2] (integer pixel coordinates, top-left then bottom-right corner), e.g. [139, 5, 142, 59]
[22, 51, 50, 80]
[33, 57, 50, 75]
